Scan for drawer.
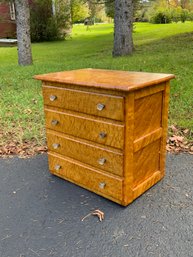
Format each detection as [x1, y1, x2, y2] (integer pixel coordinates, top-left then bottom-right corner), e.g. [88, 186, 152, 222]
[45, 109, 124, 149]
[48, 152, 123, 201]
[47, 130, 123, 176]
[43, 86, 124, 121]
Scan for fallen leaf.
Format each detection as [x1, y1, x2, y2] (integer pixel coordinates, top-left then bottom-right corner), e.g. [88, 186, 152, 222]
[81, 209, 105, 222]
[92, 209, 105, 222]
[183, 129, 189, 134]
[170, 125, 178, 132]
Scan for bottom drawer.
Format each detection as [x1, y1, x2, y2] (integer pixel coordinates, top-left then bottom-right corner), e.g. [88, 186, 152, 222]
[48, 152, 123, 202]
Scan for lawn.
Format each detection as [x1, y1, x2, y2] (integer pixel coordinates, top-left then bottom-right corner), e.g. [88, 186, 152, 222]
[0, 22, 193, 151]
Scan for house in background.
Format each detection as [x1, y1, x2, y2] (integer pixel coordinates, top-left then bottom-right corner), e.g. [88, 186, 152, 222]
[0, 0, 57, 39]
[0, 1, 16, 38]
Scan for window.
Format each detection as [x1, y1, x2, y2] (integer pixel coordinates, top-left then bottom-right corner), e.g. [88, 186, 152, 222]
[9, 1, 15, 21]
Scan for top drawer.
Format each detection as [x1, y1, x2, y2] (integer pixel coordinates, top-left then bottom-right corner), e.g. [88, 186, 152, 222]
[43, 85, 124, 121]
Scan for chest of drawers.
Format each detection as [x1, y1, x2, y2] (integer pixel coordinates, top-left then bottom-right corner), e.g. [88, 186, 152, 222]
[35, 69, 174, 206]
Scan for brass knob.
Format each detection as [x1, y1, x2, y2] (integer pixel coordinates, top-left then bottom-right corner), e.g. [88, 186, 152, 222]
[99, 182, 106, 189]
[99, 132, 107, 139]
[98, 158, 106, 165]
[50, 95, 57, 101]
[97, 103, 105, 111]
[52, 143, 60, 149]
[51, 120, 59, 126]
[55, 164, 61, 171]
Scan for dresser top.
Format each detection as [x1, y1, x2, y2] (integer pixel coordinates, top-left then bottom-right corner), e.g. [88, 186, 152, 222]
[34, 68, 175, 92]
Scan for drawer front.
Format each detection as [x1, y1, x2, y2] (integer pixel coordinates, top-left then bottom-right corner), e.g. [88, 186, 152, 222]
[45, 109, 124, 149]
[43, 86, 124, 121]
[48, 153, 123, 201]
[47, 130, 123, 176]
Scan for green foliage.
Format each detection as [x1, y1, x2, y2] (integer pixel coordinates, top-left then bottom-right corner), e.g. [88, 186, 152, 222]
[149, 7, 191, 24]
[30, 0, 70, 42]
[189, 11, 193, 21]
[180, 9, 189, 22]
[71, 0, 108, 24]
[148, 0, 192, 24]
[71, 0, 89, 23]
[135, 8, 150, 22]
[104, 0, 143, 19]
[150, 9, 172, 23]
[171, 7, 189, 23]
[105, 1, 114, 18]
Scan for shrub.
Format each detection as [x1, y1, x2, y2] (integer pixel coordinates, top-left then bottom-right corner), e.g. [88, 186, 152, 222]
[180, 9, 189, 23]
[134, 9, 149, 22]
[150, 9, 172, 24]
[171, 7, 189, 23]
[30, 0, 70, 42]
[189, 11, 193, 21]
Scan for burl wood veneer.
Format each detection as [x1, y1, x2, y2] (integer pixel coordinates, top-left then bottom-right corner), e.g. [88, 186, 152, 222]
[35, 69, 175, 206]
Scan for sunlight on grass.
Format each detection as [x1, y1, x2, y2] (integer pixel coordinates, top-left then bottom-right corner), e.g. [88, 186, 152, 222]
[0, 22, 193, 145]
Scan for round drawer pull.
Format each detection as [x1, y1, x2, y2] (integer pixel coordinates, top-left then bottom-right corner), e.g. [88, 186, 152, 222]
[51, 120, 59, 126]
[50, 95, 57, 101]
[98, 158, 106, 165]
[99, 182, 106, 189]
[55, 164, 61, 171]
[99, 132, 107, 139]
[97, 103, 105, 111]
[52, 143, 60, 149]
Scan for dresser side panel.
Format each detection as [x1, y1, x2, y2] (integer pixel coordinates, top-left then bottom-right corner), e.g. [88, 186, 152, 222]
[132, 83, 167, 198]
[159, 82, 170, 177]
[122, 93, 134, 205]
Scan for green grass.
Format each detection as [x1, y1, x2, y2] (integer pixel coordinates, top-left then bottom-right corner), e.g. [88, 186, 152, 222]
[0, 22, 193, 146]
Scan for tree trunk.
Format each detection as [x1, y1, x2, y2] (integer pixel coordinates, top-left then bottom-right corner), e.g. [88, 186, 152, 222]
[113, 0, 134, 57]
[14, 0, 33, 66]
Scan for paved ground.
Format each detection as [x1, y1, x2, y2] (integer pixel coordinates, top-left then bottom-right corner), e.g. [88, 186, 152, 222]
[0, 154, 193, 257]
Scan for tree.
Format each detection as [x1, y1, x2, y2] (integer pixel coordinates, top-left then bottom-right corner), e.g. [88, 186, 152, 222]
[88, 0, 134, 56]
[0, 0, 32, 65]
[105, 0, 114, 18]
[113, 0, 134, 56]
[14, 0, 33, 65]
[71, 0, 89, 23]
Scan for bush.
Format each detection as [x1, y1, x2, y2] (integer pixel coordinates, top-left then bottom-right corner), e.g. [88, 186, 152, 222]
[180, 9, 189, 23]
[171, 7, 189, 23]
[150, 9, 172, 24]
[189, 11, 193, 21]
[30, 0, 70, 42]
[150, 7, 191, 24]
[134, 9, 149, 22]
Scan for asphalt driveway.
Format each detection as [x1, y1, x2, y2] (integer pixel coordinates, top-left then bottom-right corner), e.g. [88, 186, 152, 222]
[0, 154, 193, 257]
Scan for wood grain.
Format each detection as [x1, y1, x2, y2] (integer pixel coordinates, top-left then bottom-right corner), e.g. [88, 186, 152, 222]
[134, 83, 165, 99]
[133, 171, 162, 200]
[45, 108, 124, 149]
[134, 91, 163, 140]
[48, 152, 123, 201]
[46, 130, 123, 176]
[134, 128, 163, 152]
[35, 68, 175, 92]
[36, 69, 175, 206]
[159, 82, 170, 177]
[43, 85, 124, 121]
[43, 82, 128, 97]
[133, 140, 160, 188]
[122, 93, 134, 205]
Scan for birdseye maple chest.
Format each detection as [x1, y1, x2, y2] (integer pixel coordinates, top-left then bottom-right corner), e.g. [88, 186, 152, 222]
[35, 68, 175, 206]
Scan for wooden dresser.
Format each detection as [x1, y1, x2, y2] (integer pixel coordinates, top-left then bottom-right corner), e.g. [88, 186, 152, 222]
[35, 69, 175, 206]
